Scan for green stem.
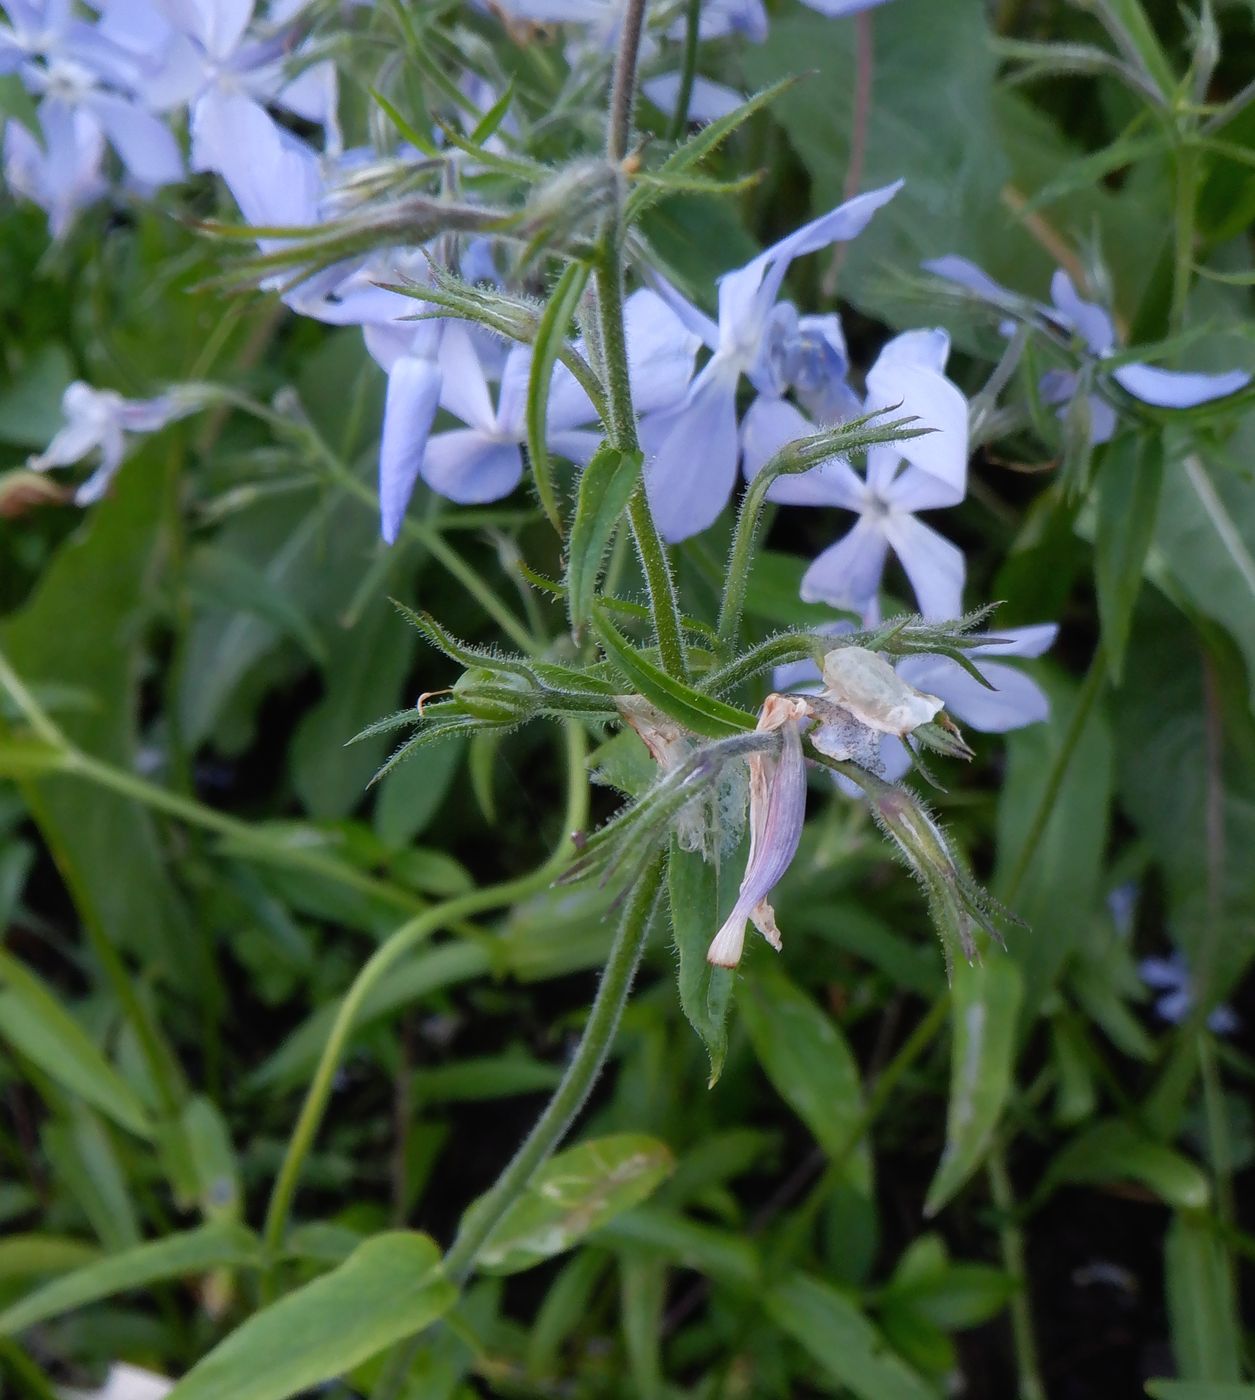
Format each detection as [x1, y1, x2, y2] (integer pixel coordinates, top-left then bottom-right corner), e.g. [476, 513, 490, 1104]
[1170, 140, 1199, 334]
[606, 0, 649, 163]
[261, 721, 589, 1269]
[988, 1145, 1047, 1400]
[445, 856, 662, 1280]
[594, 245, 688, 680]
[667, 0, 702, 141]
[717, 458, 783, 647]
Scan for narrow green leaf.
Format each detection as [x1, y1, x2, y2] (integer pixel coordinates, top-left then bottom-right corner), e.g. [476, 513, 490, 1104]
[0, 1224, 259, 1337]
[0, 1236, 99, 1283]
[187, 546, 328, 666]
[528, 261, 592, 539]
[1044, 1121, 1209, 1210]
[1147, 1386, 1255, 1399]
[0, 951, 153, 1139]
[469, 77, 515, 144]
[924, 957, 1023, 1216]
[167, 1233, 455, 1400]
[626, 76, 795, 220]
[593, 609, 755, 738]
[764, 1272, 935, 1400]
[1095, 433, 1163, 680]
[740, 961, 870, 1182]
[668, 841, 736, 1085]
[1164, 1213, 1242, 1382]
[473, 1135, 674, 1274]
[367, 86, 440, 156]
[566, 443, 643, 632]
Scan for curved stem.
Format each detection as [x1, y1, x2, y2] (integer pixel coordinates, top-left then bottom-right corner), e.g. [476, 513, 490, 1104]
[988, 1145, 1047, 1400]
[260, 721, 589, 1270]
[444, 854, 663, 1279]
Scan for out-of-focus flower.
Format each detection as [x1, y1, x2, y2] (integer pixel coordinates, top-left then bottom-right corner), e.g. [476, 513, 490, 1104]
[63, 1361, 172, 1400]
[639, 182, 901, 541]
[30, 381, 203, 503]
[3, 99, 106, 234]
[706, 693, 809, 968]
[744, 328, 968, 622]
[925, 255, 1251, 442]
[1139, 951, 1239, 1034]
[795, 0, 894, 14]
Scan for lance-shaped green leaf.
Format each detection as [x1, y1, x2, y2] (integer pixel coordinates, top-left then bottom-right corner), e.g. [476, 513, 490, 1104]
[166, 1233, 455, 1400]
[567, 445, 644, 634]
[764, 1272, 935, 1400]
[593, 609, 755, 738]
[924, 957, 1023, 1216]
[741, 962, 871, 1185]
[1043, 1120, 1209, 1210]
[0, 951, 154, 1140]
[1164, 1213, 1242, 1383]
[669, 842, 736, 1085]
[0, 1223, 260, 1337]
[626, 76, 796, 220]
[470, 1135, 674, 1274]
[1095, 432, 1163, 681]
[528, 262, 590, 538]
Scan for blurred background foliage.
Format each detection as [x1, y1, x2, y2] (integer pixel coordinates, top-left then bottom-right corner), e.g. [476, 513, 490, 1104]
[1, 0, 1255, 1397]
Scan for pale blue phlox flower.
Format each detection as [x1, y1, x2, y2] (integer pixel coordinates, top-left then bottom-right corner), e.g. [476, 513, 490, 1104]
[925, 254, 1252, 442]
[412, 288, 701, 515]
[4, 98, 106, 235]
[794, 0, 894, 16]
[30, 380, 203, 502]
[638, 180, 902, 541]
[742, 326, 969, 623]
[1139, 951, 1239, 1035]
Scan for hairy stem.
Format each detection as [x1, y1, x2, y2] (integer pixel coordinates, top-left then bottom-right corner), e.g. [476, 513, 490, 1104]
[443, 855, 662, 1280]
[606, 0, 649, 162]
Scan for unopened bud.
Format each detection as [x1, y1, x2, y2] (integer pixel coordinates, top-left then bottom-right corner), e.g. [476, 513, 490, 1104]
[0, 470, 69, 518]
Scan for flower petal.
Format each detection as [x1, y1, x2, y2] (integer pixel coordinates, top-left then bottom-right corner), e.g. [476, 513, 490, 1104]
[717, 182, 901, 348]
[1112, 361, 1251, 408]
[800, 516, 890, 610]
[899, 656, 1048, 732]
[1049, 269, 1115, 355]
[865, 360, 967, 505]
[640, 360, 740, 541]
[421, 431, 523, 505]
[379, 354, 441, 544]
[881, 511, 965, 620]
[436, 323, 497, 431]
[85, 91, 183, 185]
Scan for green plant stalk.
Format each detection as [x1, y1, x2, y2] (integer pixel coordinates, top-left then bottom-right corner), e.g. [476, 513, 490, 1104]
[988, 1145, 1047, 1400]
[260, 720, 589, 1270]
[443, 854, 662, 1281]
[1170, 140, 1199, 334]
[606, 0, 649, 163]
[594, 230, 689, 681]
[717, 454, 789, 646]
[667, 0, 702, 141]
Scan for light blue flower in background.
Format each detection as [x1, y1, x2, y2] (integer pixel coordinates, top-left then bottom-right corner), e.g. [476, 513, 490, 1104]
[795, 0, 894, 15]
[1140, 951, 1239, 1035]
[30, 380, 203, 502]
[4, 98, 106, 235]
[776, 622, 1057, 781]
[742, 326, 969, 622]
[639, 181, 902, 541]
[925, 254, 1251, 442]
